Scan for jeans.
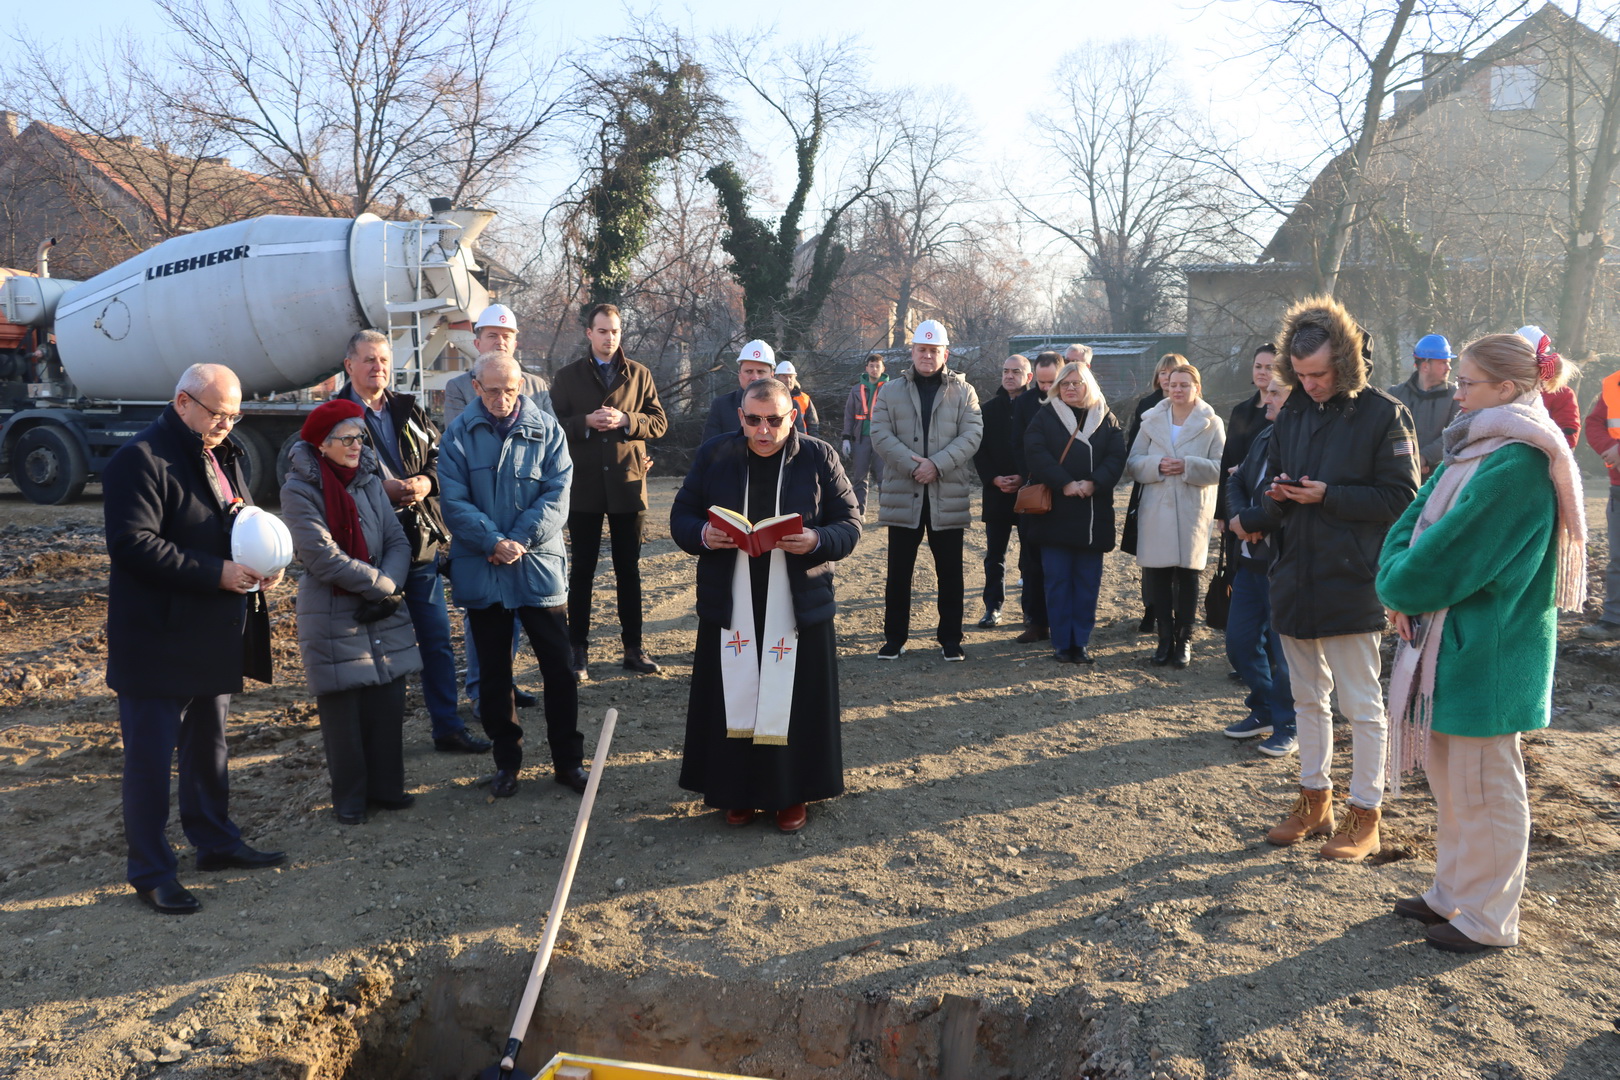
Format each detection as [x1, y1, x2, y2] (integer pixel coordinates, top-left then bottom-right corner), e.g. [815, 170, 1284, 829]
[981, 516, 1015, 610]
[468, 604, 581, 772]
[119, 694, 241, 889]
[568, 510, 645, 650]
[883, 516, 966, 647]
[1041, 547, 1104, 651]
[404, 560, 464, 739]
[1224, 566, 1295, 736]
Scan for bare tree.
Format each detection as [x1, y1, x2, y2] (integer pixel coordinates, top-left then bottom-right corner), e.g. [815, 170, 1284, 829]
[1235, 0, 1531, 294]
[144, 0, 565, 216]
[704, 34, 889, 357]
[856, 88, 979, 344]
[1012, 38, 1245, 333]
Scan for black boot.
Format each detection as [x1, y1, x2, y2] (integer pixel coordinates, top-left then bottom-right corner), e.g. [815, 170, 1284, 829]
[1137, 604, 1156, 635]
[1170, 620, 1192, 669]
[1151, 620, 1172, 666]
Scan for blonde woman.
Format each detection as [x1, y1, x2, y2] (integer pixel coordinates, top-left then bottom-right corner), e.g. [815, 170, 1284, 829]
[1378, 333, 1586, 953]
[1022, 362, 1127, 663]
[1126, 363, 1225, 668]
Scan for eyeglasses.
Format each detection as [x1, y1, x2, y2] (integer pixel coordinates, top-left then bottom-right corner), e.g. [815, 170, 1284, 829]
[326, 433, 369, 447]
[1454, 375, 1501, 390]
[182, 392, 243, 425]
[742, 413, 790, 429]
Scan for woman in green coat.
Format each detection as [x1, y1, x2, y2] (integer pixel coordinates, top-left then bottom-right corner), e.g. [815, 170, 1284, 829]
[1377, 333, 1587, 954]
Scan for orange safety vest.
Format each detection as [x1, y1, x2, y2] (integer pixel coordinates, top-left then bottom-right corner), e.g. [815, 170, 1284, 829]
[854, 378, 887, 422]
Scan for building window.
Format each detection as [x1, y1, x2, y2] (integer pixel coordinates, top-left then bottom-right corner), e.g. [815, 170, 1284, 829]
[1490, 64, 1539, 111]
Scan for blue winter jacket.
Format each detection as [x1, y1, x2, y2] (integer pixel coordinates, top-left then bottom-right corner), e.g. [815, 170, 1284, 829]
[438, 396, 572, 609]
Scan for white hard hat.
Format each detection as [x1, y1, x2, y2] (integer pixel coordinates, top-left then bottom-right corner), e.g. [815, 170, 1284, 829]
[911, 319, 949, 347]
[474, 304, 518, 333]
[232, 506, 293, 580]
[1515, 325, 1547, 348]
[774, 360, 797, 376]
[738, 339, 776, 366]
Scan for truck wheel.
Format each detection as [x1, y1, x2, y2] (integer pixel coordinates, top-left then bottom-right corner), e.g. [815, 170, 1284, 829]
[233, 425, 275, 504]
[275, 432, 303, 490]
[11, 425, 90, 505]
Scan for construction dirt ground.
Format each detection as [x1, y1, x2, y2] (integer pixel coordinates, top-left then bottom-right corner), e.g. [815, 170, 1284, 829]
[1, 475, 1617, 1080]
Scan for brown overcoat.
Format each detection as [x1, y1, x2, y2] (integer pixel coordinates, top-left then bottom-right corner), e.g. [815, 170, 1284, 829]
[550, 349, 668, 514]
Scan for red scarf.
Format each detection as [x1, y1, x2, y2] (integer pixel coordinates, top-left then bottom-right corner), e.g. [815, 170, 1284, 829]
[318, 456, 369, 570]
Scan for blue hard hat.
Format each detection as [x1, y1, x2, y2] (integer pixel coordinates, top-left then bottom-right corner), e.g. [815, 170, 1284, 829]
[1412, 333, 1456, 360]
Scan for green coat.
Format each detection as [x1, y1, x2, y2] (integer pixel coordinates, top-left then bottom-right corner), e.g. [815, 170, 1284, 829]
[1376, 442, 1557, 737]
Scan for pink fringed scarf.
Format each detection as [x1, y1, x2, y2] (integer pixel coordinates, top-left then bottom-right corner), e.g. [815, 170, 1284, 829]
[1386, 395, 1587, 795]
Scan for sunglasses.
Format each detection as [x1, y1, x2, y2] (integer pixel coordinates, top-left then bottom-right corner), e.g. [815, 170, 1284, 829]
[742, 413, 791, 429]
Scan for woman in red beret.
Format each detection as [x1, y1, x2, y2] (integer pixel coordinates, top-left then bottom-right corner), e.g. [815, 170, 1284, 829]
[280, 399, 423, 824]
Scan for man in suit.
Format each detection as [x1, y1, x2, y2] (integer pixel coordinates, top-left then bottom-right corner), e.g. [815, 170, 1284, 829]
[972, 354, 1031, 628]
[103, 362, 288, 915]
[701, 341, 777, 443]
[550, 303, 669, 679]
[441, 305, 552, 427]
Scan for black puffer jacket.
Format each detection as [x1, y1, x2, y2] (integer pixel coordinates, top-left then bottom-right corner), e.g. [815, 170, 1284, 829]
[1228, 424, 1278, 571]
[1261, 388, 1420, 638]
[1022, 403, 1126, 551]
[670, 432, 862, 628]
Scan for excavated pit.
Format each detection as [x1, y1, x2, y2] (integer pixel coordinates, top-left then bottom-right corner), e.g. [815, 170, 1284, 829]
[341, 953, 1111, 1080]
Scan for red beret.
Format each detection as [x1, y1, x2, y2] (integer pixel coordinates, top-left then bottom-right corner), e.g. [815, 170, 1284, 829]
[301, 398, 366, 445]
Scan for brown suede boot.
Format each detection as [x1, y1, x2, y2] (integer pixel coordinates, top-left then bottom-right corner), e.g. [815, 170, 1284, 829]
[1319, 804, 1382, 862]
[1265, 786, 1335, 846]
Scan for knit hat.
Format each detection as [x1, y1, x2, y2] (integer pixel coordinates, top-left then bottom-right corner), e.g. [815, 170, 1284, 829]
[301, 399, 366, 445]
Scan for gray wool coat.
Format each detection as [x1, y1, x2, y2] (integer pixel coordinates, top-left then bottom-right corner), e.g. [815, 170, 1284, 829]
[280, 440, 423, 696]
[869, 367, 983, 530]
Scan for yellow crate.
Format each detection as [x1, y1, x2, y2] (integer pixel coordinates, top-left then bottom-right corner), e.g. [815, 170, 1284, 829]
[535, 1053, 767, 1080]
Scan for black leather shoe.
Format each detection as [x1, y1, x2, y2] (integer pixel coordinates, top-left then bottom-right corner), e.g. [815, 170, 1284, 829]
[1053, 649, 1073, 663]
[623, 649, 659, 674]
[1394, 896, 1447, 925]
[335, 809, 366, 825]
[554, 765, 589, 794]
[136, 880, 201, 915]
[196, 844, 286, 872]
[490, 769, 519, 798]
[435, 728, 493, 754]
[571, 646, 589, 681]
[369, 793, 416, 811]
[1072, 646, 1094, 664]
[977, 608, 1002, 629]
[513, 688, 538, 708]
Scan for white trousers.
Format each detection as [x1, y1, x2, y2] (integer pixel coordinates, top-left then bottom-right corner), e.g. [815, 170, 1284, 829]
[1279, 631, 1387, 809]
[1423, 731, 1528, 947]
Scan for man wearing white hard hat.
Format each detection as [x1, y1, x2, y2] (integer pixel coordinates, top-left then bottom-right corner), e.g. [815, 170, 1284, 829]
[869, 319, 983, 660]
[103, 362, 289, 914]
[702, 340, 777, 443]
[774, 360, 820, 437]
[441, 304, 552, 427]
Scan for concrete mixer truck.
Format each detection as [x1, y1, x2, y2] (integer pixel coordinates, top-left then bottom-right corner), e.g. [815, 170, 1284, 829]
[0, 202, 498, 504]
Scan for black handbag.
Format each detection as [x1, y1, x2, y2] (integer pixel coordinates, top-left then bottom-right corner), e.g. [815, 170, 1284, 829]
[1120, 482, 1143, 555]
[241, 589, 274, 684]
[1203, 538, 1234, 631]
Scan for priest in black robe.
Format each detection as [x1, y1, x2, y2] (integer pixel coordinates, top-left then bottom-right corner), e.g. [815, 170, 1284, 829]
[670, 378, 862, 832]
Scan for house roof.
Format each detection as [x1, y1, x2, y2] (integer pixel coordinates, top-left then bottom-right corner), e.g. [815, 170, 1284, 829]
[13, 120, 308, 232]
[1261, 4, 1611, 263]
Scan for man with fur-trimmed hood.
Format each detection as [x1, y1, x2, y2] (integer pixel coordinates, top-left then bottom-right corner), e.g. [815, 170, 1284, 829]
[1259, 296, 1420, 862]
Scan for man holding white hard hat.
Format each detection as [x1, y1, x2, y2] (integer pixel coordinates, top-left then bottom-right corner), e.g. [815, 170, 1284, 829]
[702, 340, 777, 443]
[102, 362, 288, 915]
[869, 319, 983, 660]
[441, 304, 552, 427]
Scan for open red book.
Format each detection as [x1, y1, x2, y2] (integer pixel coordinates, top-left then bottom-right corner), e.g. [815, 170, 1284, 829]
[707, 506, 803, 557]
